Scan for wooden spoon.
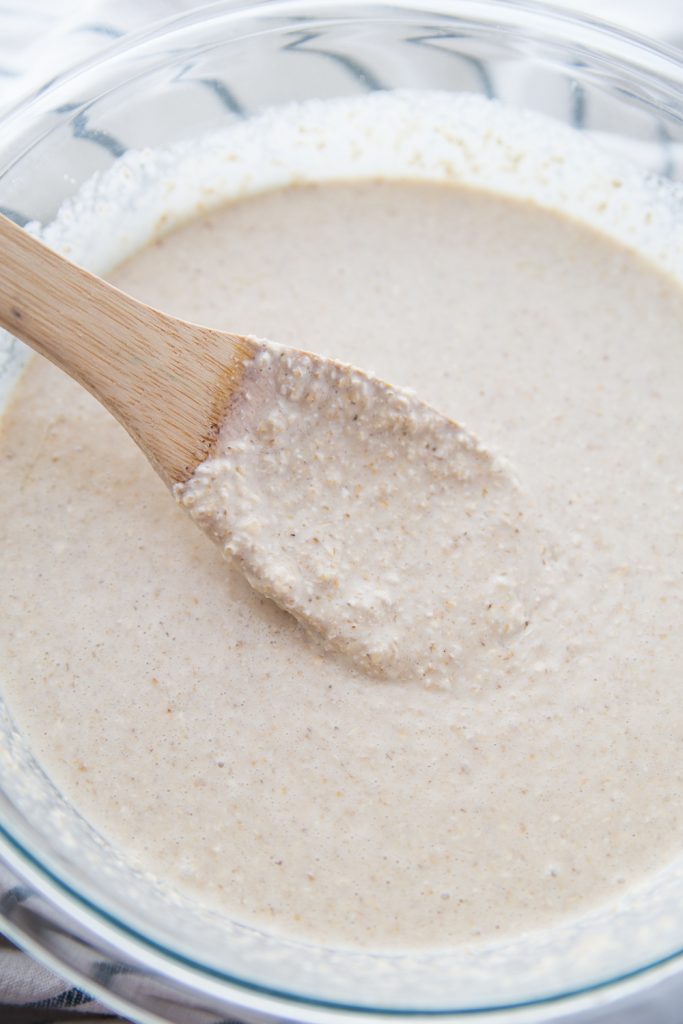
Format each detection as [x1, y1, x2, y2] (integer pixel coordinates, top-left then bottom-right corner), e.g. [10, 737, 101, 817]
[0, 212, 257, 486]
[0, 212, 534, 684]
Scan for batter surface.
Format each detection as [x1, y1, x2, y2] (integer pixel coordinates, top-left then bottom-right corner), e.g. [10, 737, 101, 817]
[1, 181, 683, 948]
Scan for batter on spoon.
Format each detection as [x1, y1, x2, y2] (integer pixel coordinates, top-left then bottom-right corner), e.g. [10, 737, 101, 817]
[177, 340, 559, 687]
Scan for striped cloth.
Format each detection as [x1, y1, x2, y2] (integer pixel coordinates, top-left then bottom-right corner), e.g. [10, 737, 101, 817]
[1, 1, 683, 1022]
[0, 935, 108, 1023]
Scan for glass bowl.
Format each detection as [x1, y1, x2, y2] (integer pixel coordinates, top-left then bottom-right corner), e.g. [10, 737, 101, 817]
[2, 1, 683, 1021]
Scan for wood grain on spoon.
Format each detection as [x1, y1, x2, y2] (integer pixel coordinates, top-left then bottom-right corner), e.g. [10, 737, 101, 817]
[0, 212, 257, 485]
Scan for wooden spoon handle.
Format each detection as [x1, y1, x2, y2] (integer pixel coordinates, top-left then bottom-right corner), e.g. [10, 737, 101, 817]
[0, 213, 254, 485]
[0, 213, 159, 394]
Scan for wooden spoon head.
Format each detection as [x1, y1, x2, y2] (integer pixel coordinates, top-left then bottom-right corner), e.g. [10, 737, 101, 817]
[119, 322, 260, 488]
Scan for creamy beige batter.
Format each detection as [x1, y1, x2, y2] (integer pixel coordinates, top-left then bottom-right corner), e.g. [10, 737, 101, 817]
[177, 341, 558, 688]
[1, 181, 683, 949]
